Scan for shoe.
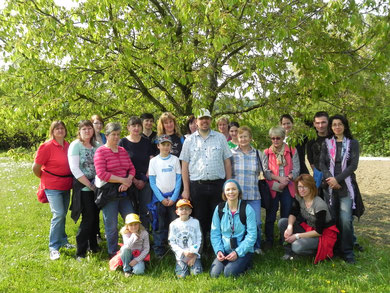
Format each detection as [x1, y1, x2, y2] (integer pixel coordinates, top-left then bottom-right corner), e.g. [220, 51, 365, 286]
[354, 243, 364, 252]
[50, 250, 60, 260]
[254, 248, 264, 255]
[76, 256, 85, 262]
[97, 235, 103, 244]
[281, 254, 293, 260]
[345, 257, 356, 264]
[63, 243, 76, 249]
[90, 246, 101, 253]
[124, 272, 132, 277]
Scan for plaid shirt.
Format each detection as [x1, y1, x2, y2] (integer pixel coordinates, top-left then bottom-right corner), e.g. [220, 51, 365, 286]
[180, 130, 232, 181]
[231, 146, 262, 200]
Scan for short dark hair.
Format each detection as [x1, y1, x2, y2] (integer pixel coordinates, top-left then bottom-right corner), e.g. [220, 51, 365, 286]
[77, 120, 97, 146]
[228, 122, 240, 130]
[185, 115, 196, 134]
[280, 114, 294, 124]
[328, 114, 353, 139]
[140, 113, 154, 122]
[127, 116, 143, 127]
[313, 111, 329, 121]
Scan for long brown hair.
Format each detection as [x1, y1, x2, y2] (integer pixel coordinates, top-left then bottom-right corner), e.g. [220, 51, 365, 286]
[77, 120, 97, 147]
[157, 112, 182, 136]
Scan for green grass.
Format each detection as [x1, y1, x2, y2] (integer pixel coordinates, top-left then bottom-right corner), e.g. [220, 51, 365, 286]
[0, 156, 389, 292]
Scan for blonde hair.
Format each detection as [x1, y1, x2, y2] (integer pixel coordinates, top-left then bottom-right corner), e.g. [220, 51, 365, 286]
[237, 126, 252, 138]
[91, 114, 104, 125]
[157, 112, 182, 136]
[120, 222, 145, 235]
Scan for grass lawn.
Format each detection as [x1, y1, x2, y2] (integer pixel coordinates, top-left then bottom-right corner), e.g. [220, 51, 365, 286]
[0, 156, 389, 292]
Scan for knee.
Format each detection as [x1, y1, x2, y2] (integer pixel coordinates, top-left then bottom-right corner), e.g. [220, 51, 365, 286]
[223, 266, 240, 277]
[132, 264, 145, 275]
[278, 218, 288, 231]
[291, 241, 306, 255]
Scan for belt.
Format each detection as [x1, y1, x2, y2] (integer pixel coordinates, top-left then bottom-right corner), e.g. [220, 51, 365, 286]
[191, 179, 224, 185]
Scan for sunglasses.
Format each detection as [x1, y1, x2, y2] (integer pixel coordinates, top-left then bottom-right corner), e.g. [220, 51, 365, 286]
[271, 137, 281, 141]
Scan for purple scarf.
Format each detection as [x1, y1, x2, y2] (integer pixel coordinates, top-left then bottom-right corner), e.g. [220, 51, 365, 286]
[325, 137, 356, 209]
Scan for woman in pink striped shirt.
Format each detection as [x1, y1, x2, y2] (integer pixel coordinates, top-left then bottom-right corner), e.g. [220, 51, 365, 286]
[94, 122, 136, 258]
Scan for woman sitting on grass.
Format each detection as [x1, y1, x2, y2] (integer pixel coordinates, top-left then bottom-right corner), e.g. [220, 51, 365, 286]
[210, 179, 257, 277]
[119, 213, 150, 276]
[278, 174, 338, 263]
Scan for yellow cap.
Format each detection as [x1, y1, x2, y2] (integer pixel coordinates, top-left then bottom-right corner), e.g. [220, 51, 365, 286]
[176, 199, 193, 209]
[125, 213, 141, 224]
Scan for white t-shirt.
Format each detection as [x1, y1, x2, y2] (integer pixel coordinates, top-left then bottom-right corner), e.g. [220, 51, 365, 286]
[148, 154, 181, 194]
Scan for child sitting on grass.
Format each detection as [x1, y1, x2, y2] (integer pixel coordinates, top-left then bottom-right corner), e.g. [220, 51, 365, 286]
[148, 134, 182, 257]
[119, 213, 150, 276]
[168, 199, 203, 278]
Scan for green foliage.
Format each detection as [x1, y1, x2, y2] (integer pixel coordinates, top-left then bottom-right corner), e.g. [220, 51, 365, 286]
[0, 0, 389, 154]
[1, 156, 390, 292]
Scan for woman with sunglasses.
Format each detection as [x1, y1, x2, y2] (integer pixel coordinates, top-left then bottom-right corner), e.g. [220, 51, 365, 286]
[263, 126, 300, 249]
[278, 174, 338, 263]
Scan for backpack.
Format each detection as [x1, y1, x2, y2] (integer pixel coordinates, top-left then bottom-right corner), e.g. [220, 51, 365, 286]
[217, 200, 247, 226]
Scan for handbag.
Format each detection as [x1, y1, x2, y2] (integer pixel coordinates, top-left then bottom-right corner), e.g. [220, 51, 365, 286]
[256, 150, 272, 210]
[37, 182, 48, 203]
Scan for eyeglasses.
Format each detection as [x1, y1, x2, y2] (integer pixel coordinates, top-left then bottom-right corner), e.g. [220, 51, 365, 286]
[297, 185, 308, 190]
[271, 137, 281, 141]
[93, 122, 103, 125]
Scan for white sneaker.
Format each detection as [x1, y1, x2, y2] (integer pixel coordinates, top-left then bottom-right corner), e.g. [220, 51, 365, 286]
[50, 250, 60, 260]
[255, 248, 264, 255]
[63, 243, 76, 249]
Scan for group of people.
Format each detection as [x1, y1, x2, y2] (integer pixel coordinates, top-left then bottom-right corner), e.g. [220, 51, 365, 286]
[32, 108, 363, 278]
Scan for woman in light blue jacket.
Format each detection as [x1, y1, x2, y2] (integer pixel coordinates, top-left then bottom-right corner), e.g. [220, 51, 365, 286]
[210, 179, 257, 277]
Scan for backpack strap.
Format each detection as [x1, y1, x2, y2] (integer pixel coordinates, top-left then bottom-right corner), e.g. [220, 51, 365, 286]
[218, 200, 247, 227]
[218, 202, 225, 221]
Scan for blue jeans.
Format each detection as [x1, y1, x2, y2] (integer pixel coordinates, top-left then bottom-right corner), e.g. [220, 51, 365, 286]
[247, 200, 262, 249]
[153, 202, 177, 255]
[338, 195, 354, 259]
[265, 187, 292, 243]
[46, 189, 70, 251]
[102, 198, 134, 255]
[210, 253, 253, 278]
[175, 258, 203, 278]
[120, 247, 145, 274]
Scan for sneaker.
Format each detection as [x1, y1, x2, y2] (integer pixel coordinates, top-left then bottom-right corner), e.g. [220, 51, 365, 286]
[345, 257, 356, 264]
[50, 250, 60, 260]
[76, 256, 85, 262]
[254, 248, 264, 255]
[124, 272, 132, 277]
[354, 243, 364, 252]
[281, 254, 293, 260]
[63, 243, 76, 249]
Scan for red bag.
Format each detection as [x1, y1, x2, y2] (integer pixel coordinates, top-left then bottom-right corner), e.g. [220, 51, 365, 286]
[37, 182, 48, 203]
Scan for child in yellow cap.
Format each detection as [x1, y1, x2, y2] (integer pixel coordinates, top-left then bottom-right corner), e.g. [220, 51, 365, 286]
[119, 213, 150, 276]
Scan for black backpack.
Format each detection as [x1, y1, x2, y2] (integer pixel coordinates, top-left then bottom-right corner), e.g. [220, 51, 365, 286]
[217, 200, 247, 226]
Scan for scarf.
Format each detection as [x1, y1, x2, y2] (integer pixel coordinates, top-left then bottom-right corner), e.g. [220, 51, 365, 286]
[271, 143, 286, 167]
[325, 137, 356, 209]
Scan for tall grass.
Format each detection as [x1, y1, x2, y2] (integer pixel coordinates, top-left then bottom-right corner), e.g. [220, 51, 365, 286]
[0, 157, 389, 292]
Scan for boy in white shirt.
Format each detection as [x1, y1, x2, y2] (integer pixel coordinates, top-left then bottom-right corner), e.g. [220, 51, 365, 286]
[168, 199, 203, 278]
[148, 134, 182, 257]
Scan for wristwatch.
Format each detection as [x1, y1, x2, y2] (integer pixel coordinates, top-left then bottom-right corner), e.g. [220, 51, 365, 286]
[295, 233, 300, 240]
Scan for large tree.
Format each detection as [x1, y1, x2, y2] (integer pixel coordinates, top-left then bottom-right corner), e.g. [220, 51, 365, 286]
[0, 0, 389, 140]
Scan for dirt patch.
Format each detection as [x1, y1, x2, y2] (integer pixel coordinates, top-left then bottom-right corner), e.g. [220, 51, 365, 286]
[354, 160, 390, 246]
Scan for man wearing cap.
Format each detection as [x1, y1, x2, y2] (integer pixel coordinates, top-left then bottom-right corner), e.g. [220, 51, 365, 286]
[179, 108, 232, 240]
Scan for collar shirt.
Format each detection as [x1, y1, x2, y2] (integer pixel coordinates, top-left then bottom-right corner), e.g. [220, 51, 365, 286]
[231, 146, 260, 200]
[179, 130, 232, 181]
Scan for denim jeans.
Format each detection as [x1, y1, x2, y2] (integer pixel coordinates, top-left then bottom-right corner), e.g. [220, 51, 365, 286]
[175, 258, 203, 278]
[120, 247, 145, 274]
[102, 198, 134, 255]
[153, 202, 177, 255]
[278, 218, 318, 256]
[247, 200, 262, 249]
[265, 187, 292, 243]
[210, 252, 253, 278]
[338, 195, 354, 259]
[76, 191, 99, 257]
[46, 189, 70, 251]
